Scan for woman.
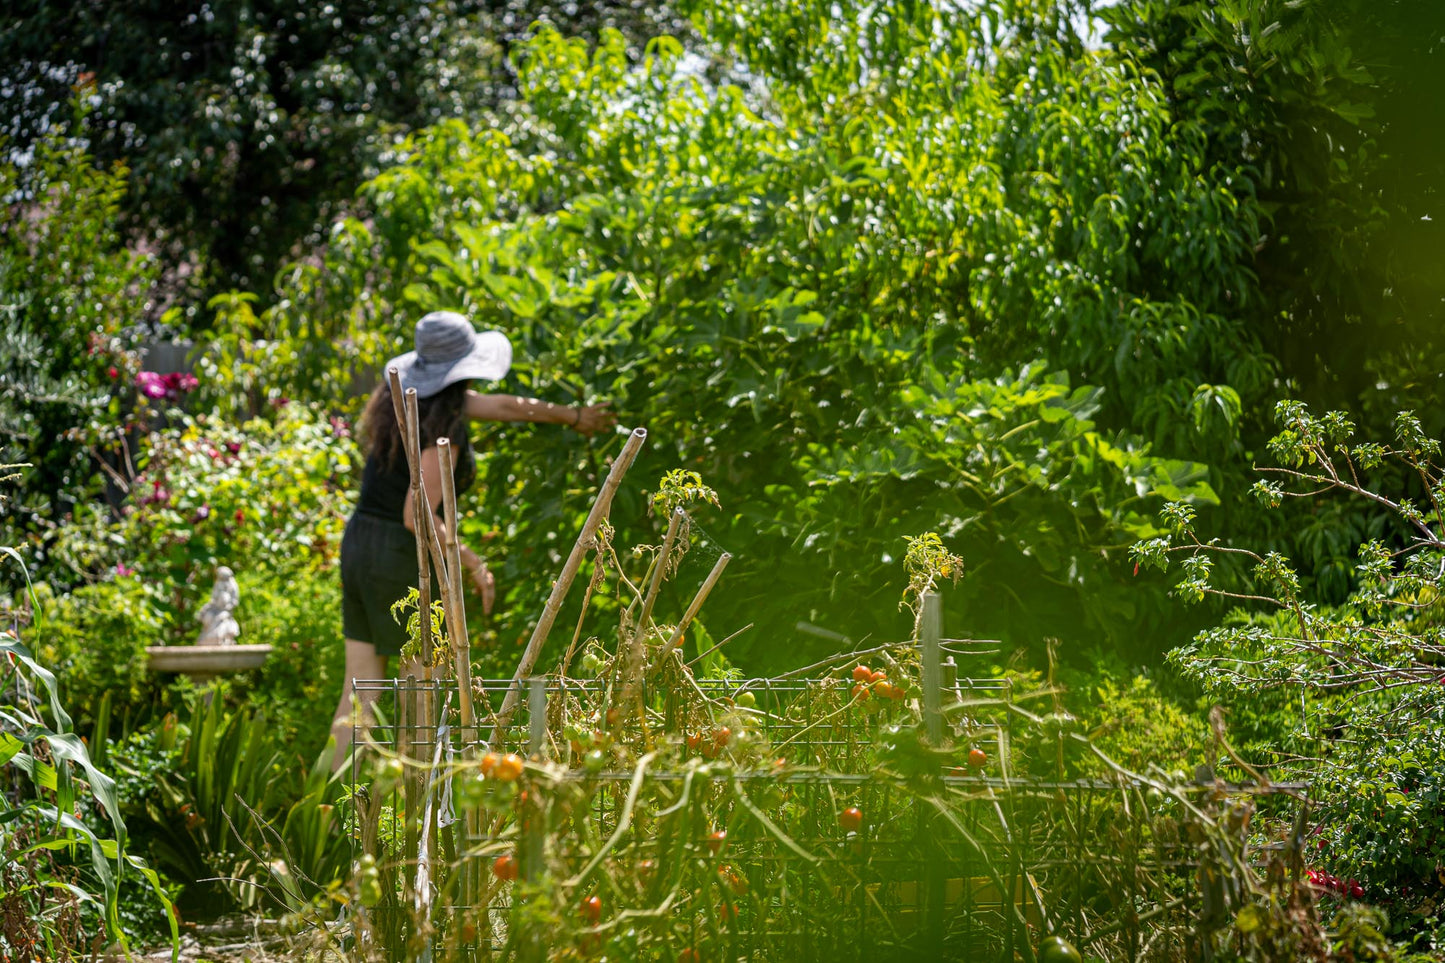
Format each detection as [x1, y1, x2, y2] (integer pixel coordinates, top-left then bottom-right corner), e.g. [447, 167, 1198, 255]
[329, 311, 614, 764]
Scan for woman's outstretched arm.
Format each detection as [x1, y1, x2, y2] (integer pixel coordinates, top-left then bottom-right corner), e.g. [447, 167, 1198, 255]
[464, 391, 615, 436]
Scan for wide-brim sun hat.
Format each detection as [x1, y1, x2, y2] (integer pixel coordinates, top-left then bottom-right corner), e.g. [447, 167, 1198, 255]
[384, 311, 512, 399]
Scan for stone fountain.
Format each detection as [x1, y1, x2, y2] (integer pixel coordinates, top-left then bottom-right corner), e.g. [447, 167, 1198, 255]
[146, 566, 272, 683]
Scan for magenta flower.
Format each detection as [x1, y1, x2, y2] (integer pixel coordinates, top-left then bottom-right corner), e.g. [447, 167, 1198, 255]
[116, 563, 135, 577]
[135, 371, 168, 399]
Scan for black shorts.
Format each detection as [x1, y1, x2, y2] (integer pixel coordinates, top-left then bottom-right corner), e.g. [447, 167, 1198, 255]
[340, 512, 422, 657]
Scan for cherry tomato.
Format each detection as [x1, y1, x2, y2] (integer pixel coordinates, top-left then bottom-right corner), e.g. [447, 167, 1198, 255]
[886, 684, 907, 701]
[719, 865, 748, 895]
[1038, 935, 1083, 963]
[580, 895, 602, 925]
[638, 858, 656, 881]
[584, 749, 607, 773]
[480, 752, 499, 777]
[686, 732, 702, 751]
[736, 691, 757, 709]
[838, 807, 863, 833]
[492, 853, 518, 881]
[713, 726, 732, 747]
[851, 684, 870, 702]
[868, 669, 886, 684]
[460, 922, 478, 943]
[494, 753, 525, 782]
[967, 747, 988, 769]
[717, 901, 737, 923]
[707, 830, 727, 854]
[851, 665, 872, 683]
[871, 678, 891, 697]
[678, 950, 701, 963]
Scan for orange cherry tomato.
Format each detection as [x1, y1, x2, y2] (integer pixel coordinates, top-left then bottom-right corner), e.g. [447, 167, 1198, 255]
[480, 752, 499, 777]
[495, 753, 525, 782]
[967, 747, 988, 769]
[851, 665, 872, 683]
[492, 853, 518, 881]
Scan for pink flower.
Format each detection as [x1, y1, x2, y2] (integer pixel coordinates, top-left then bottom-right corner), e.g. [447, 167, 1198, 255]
[135, 371, 168, 399]
[116, 563, 135, 577]
[107, 366, 119, 380]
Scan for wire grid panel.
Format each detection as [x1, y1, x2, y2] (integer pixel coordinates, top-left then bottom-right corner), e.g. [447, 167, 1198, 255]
[346, 678, 1305, 962]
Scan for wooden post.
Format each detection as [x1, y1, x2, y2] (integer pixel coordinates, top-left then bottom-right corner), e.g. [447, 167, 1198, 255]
[617, 507, 684, 711]
[919, 592, 945, 955]
[920, 592, 943, 745]
[436, 438, 475, 729]
[490, 427, 647, 745]
[388, 369, 433, 673]
[648, 552, 732, 672]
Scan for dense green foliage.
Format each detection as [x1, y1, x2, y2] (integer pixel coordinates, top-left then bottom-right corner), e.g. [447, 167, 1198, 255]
[0, 0, 682, 297]
[1135, 403, 1445, 950]
[35, 404, 353, 747]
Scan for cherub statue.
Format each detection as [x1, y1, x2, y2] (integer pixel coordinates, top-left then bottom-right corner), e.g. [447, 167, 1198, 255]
[196, 565, 241, 645]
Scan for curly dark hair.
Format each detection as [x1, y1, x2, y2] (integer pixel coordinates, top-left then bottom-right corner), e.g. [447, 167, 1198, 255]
[361, 380, 472, 478]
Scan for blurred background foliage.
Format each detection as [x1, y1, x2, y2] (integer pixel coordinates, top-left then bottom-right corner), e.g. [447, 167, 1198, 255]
[1, 0, 1441, 678]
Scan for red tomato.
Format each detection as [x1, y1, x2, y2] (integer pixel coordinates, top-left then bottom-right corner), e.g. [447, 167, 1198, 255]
[851, 684, 870, 701]
[686, 732, 702, 751]
[580, 895, 602, 925]
[707, 830, 727, 854]
[851, 665, 872, 683]
[492, 854, 518, 881]
[719, 865, 748, 895]
[713, 726, 732, 747]
[838, 807, 863, 833]
[967, 747, 988, 769]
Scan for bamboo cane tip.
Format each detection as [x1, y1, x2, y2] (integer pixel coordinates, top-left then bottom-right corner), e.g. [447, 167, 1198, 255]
[630, 427, 647, 440]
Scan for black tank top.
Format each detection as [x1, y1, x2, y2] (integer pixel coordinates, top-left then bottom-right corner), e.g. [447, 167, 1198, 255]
[355, 439, 476, 524]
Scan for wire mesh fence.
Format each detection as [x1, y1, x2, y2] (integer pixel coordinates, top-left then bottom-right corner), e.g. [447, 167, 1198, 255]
[344, 669, 1307, 962]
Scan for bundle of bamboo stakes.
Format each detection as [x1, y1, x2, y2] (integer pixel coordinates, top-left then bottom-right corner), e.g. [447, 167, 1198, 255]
[360, 369, 734, 955]
[384, 365, 732, 741]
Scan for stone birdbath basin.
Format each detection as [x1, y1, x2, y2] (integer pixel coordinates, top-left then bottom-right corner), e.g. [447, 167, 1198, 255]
[145, 644, 273, 684]
[146, 565, 271, 684]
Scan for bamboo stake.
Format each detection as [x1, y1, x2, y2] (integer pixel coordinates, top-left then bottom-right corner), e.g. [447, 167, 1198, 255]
[649, 551, 732, 672]
[388, 369, 434, 674]
[490, 426, 647, 746]
[436, 438, 475, 728]
[618, 507, 684, 704]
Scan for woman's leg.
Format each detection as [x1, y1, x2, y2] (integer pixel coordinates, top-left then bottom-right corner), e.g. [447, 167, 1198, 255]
[329, 639, 388, 771]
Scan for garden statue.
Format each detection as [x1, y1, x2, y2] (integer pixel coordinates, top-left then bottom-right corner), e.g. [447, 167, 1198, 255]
[196, 565, 241, 645]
